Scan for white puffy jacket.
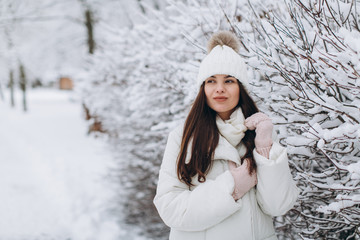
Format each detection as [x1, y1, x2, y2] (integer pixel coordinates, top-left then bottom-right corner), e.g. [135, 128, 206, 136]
[154, 125, 299, 240]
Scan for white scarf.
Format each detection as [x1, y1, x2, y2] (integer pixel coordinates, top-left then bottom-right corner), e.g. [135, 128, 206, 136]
[216, 108, 248, 147]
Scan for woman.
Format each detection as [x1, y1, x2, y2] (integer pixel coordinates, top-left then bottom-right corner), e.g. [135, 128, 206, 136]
[153, 31, 299, 240]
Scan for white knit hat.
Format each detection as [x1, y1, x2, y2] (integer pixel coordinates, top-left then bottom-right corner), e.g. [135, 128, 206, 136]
[196, 31, 248, 88]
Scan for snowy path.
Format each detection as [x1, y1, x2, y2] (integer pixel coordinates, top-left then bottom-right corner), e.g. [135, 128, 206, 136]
[0, 89, 142, 240]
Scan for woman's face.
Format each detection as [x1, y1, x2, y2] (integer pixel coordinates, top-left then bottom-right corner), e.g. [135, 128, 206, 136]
[204, 74, 240, 120]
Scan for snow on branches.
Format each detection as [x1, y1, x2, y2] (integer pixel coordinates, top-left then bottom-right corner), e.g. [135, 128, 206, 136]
[242, 0, 360, 238]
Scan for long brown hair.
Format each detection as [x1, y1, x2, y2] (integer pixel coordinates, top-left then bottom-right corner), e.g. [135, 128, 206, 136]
[177, 81, 259, 187]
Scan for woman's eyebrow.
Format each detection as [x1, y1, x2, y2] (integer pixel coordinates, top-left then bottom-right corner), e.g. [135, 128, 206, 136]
[225, 75, 234, 78]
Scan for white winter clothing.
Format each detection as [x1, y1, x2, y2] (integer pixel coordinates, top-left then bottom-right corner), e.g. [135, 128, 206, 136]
[153, 110, 299, 240]
[216, 108, 247, 147]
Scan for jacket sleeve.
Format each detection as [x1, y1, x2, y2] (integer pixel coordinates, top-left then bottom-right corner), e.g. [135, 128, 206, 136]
[254, 136, 299, 217]
[153, 128, 242, 232]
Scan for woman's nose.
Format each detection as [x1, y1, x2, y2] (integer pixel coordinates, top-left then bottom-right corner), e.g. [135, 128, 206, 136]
[216, 83, 225, 93]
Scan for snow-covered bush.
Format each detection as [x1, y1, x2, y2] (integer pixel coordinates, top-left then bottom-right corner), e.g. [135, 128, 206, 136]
[242, 0, 360, 238]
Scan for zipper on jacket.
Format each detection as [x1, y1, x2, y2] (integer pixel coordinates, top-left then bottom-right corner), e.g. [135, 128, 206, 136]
[250, 190, 256, 239]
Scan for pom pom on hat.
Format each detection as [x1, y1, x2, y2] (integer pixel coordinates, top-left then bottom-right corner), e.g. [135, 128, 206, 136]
[196, 30, 248, 89]
[207, 30, 240, 53]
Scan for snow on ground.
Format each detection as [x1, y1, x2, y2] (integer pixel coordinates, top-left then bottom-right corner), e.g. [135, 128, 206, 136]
[0, 88, 145, 240]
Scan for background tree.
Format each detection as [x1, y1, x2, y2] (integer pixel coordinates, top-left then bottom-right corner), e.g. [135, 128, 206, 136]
[19, 62, 27, 112]
[1, 1, 19, 108]
[78, 0, 96, 54]
[0, 0, 88, 93]
[9, 70, 15, 107]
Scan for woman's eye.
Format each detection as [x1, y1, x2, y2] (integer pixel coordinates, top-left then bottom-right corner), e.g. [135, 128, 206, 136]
[206, 79, 215, 84]
[225, 79, 235, 83]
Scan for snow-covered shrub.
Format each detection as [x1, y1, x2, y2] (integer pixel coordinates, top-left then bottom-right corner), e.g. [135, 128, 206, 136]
[78, 5, 196, 238]
[242, 0, 360, 238]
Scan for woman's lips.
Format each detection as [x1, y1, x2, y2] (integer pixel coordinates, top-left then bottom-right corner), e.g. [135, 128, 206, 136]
[213, 96, 227, 102]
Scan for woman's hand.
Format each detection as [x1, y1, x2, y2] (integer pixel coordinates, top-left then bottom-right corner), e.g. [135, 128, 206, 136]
[244, 112, 273, 158]
[228, 161, 257, 201]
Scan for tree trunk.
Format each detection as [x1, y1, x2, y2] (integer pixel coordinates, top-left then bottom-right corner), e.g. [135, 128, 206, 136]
[0, 80, 4, 102]
[9, 69, 15, 108]
[137, 0, 146, 14]
[19, 63, 27, 112]
[85, 9, 95, 54]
